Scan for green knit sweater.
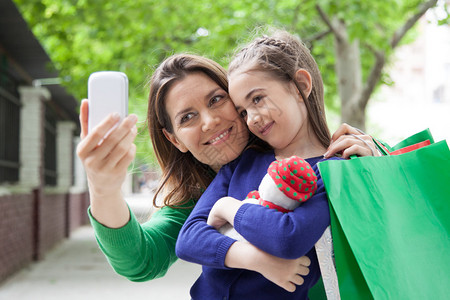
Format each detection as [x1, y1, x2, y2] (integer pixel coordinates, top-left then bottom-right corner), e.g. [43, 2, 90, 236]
[88, 200, 194, 281]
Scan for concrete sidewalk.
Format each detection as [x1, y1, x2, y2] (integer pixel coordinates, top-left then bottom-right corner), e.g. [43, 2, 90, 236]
[0, 195, 202, 300]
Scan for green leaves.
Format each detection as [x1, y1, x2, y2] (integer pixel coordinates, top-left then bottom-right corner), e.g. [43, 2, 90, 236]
[13, 0, 446, 163]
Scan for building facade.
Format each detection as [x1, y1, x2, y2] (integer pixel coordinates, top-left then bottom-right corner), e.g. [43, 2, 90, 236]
[0, 0, 89, 283]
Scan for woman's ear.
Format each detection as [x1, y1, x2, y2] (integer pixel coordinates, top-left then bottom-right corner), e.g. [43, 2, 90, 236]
[163, 128, 189, 153]
[294, 69, 313, 99]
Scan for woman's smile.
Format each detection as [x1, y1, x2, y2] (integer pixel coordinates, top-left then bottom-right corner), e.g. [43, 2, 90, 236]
[206, 126, 233, 145]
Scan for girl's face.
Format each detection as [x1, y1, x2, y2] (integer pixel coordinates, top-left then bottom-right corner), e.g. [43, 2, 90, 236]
[229, 70, 309, 154]
[164, 72, 249, 172]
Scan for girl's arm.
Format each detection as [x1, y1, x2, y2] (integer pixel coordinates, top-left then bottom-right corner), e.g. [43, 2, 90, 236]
[177, 183, 312, 291]
[89, 201, 194, 281]
[176, 152, 312, 292]
[175, 162, 237, 269]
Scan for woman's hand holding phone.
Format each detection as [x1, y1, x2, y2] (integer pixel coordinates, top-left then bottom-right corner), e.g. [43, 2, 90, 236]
[78, 99, 137, 195]
[76, 71, 137, 228]
[77, 100, 137, 227]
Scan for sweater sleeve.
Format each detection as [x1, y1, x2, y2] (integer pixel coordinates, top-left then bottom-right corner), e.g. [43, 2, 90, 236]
[175, 161, 238, 269]
[233, 159, 333, 259]
[88, 200, 194, 281]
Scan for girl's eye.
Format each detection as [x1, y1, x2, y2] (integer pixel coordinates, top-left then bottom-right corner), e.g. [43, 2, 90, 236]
[239, 110, 248, 119]
[252, 96, 263, 105]
[180, 112, 196, 124]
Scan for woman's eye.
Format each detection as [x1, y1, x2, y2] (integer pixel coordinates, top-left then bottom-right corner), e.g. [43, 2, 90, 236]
[180, 113, 195, 124]
[209, 95, 223, 107]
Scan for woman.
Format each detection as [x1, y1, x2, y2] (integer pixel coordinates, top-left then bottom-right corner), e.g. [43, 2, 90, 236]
[77, 53, 379, 286]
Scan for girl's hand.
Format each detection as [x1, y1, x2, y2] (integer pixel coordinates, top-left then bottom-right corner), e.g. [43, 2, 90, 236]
[325, 123, 381, 159]
[256, 251, 310, 293]
[225, 242, 310, 292]
[207, 197, 243, 229]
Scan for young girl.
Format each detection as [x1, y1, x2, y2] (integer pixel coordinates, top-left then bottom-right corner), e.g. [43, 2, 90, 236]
[175, 29, 341, 299]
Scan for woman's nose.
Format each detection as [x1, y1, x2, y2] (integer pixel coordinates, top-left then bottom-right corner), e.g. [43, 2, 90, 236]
[201, 112, 220, 132]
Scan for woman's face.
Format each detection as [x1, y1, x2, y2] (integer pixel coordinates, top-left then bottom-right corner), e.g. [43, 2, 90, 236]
[164, 72, 249, 172]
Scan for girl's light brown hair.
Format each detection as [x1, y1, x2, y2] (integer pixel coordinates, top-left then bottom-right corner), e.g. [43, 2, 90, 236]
[228, 28, 331, 149]
[147, 54, 228, 208]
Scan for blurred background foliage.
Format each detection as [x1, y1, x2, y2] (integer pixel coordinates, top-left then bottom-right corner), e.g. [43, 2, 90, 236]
[13, 0, 449, 168]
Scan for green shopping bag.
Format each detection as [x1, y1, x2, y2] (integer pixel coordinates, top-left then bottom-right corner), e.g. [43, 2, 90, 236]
[318, 140, 450, 299]
[391, 128, 434, 151]
[373, 128, 435, 155]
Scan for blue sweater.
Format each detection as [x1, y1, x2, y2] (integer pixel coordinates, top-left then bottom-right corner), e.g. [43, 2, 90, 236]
[176, 149, 339, 300]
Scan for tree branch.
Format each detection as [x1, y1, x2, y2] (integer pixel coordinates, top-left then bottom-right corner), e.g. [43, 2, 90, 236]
[360, 0, 437, 109]
[315, 4, 344, 42]
[391, 0, 437, 48]
[305, 29, 332, 43]
[303, 29, 332, 50]
[360, 50, 385, 109]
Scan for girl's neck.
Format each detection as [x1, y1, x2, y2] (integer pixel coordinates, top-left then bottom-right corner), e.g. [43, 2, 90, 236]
[274, 131, 327, 160]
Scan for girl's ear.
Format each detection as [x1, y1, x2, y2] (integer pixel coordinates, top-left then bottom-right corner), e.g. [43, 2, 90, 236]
[162, 128, 189, 153]
[294, 69, 313, 99]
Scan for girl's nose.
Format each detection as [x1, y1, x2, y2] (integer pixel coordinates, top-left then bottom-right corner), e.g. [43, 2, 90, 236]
[201, 112, 220, 132]
[247, 110, 261, 128]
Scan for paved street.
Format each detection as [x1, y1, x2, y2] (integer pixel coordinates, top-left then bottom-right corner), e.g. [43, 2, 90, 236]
[0, 194, 202, 300]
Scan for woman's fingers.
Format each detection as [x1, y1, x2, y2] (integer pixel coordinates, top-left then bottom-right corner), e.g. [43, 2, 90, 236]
[79, 99, 89, 139]
[77, 114, 138, 174]
[326, 133, 377, 158]
[91, 114, 138, 161]
[78, 112, 121, 154]
[115, 143, 137, 172]
[327, 123, 382, 158]
[330, 123, 364, 143]
[106, 125, 138, 167]
[341, 144, 371, 159]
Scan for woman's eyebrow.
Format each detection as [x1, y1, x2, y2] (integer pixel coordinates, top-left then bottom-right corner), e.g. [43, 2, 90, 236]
[175, 107, 193, 120]
[174, 87, 224, 119]
[204, 87, 222, 101]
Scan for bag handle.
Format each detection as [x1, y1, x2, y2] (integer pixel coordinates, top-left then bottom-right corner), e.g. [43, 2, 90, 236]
[351, 128, 390, 156]
[372, 138, 391, 156]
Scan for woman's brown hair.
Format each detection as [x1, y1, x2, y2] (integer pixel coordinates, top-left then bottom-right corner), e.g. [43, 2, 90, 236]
[228, 28, 331, 149]
[147, 54, 229, 208]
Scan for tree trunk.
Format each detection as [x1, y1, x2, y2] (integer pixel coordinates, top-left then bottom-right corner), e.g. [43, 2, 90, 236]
[332, 18, 366, 131]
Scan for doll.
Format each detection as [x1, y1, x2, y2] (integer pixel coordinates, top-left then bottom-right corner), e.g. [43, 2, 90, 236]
[219, 156, 318, 240]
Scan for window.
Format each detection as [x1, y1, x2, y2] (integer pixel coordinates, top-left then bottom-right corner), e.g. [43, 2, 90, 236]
[44, 103, 57, 186]
[0, 55, 21, 184]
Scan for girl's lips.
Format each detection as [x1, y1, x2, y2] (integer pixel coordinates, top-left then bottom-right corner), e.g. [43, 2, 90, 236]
[259, 122, 274, 136]
[205, 127, 232, 145]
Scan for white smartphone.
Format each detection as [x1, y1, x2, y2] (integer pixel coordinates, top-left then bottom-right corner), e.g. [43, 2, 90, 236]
[88, 71, 128, 133]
